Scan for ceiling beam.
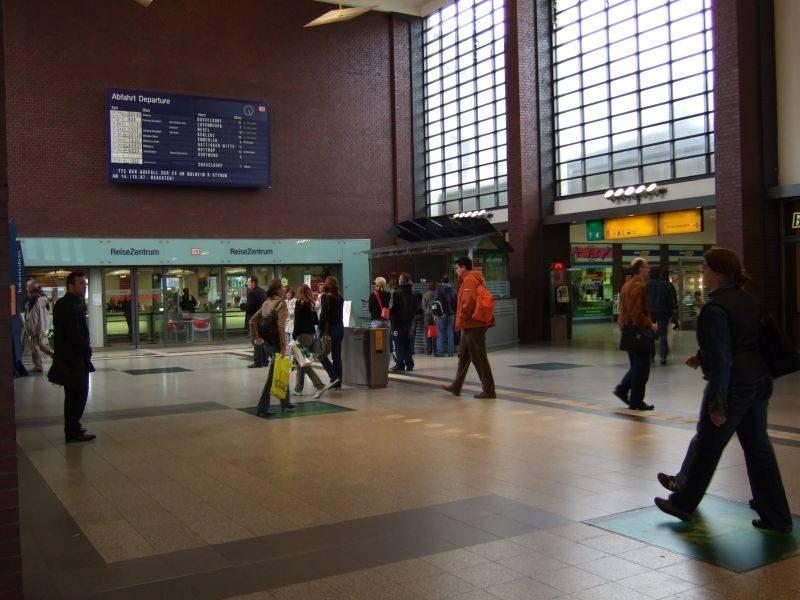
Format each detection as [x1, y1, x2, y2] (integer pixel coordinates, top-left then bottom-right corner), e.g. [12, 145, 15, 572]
[313, 0, 452, 17]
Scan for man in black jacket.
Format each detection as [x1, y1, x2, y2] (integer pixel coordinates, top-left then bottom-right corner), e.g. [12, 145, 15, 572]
[390, 273, 417, 372]
[245, 275, 268, 368]
[48, 272, 96, 443]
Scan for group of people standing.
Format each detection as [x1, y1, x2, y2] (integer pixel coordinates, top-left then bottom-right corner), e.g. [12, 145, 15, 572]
[368, 274, 459, 370]
[369, 257, 496, 399]
[615, 249, 793, 534]
[246, 276, 344, 417]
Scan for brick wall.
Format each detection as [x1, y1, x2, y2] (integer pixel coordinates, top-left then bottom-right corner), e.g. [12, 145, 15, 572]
[713, 0, 782, 317]
[5, 0, 410, 247]
[506, 0, 570, 342]
[0, 4, 22, 596]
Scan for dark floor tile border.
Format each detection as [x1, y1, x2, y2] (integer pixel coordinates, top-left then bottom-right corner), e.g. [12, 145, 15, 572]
[18, 445, 574, 600]
[391, 374, 800, 448]
[122, 367, 193, 375]
[19, 449, 105, 599]
[16, 401, 230, 429]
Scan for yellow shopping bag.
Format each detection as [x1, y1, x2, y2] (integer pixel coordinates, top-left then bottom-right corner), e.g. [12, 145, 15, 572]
[270, 354, 292, 399]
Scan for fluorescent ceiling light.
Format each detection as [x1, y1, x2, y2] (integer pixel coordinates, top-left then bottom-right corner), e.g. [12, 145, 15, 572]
[604, 189, 614, 198]
[305, 4, 376, 27]
[614, 188, 624, 197]
[635, 185, 646, 194]
[624, 186, 635, 196]
[646, 182, 658, 192]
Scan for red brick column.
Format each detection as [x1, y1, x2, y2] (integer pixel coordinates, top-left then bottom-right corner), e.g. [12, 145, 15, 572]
[0, 4, 22, 597]
[713, 0, 781, 313]
[506, 0, 544, 342]
[390, 15, 414, 225]
[506, 0, 569, 342]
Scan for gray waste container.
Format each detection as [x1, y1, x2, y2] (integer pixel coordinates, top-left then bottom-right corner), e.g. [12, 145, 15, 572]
[342, 327, 390, 388]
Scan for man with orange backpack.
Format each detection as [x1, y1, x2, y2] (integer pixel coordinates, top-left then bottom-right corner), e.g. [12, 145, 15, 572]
[442, 257, 496, 399]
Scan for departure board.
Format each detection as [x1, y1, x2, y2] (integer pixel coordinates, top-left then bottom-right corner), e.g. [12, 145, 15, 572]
[106, 88, 271, 188]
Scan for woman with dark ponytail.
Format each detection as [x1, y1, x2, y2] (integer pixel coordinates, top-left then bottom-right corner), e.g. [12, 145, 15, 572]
[655, 248, 792, 533]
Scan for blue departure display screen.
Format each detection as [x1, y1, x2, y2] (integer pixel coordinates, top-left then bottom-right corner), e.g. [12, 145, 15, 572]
[106, 88, 271, 188]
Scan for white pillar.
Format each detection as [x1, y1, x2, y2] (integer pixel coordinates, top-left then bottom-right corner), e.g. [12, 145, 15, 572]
[87, 268, 105, 348]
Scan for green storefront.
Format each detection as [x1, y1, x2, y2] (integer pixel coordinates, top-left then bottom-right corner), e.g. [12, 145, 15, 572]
[22, 238, 370, 349]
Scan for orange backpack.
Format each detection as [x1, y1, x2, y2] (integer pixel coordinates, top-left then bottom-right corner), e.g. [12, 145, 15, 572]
[472, 284, 495, 324]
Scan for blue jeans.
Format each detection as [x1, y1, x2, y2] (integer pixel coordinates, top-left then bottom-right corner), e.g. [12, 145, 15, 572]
[435, 314, 455, 356]
[652, 314, 670, 361]
[617, 348, 652, 406]
[320, 323, 344, 384]
[393, 325, 414, 370]
[671, 378, 791, 528]
[253, 340, 269, 367]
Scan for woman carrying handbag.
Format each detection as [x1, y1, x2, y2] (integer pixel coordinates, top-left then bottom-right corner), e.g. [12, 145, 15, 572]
[319, 276, 345, 390]
[292, 284, 339, 398]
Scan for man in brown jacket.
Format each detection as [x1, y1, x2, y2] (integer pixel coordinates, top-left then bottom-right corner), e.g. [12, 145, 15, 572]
[614, 258, 657, 410]
[442, 257, 496, 399]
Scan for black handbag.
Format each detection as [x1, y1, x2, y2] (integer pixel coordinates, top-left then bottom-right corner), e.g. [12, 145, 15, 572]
[760, 314, 800, 379]
[619, 324, 654, 353]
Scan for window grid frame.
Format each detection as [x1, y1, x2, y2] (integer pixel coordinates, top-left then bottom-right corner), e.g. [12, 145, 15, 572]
[552, 0, 714, 198]
[423, 0, 508, 217]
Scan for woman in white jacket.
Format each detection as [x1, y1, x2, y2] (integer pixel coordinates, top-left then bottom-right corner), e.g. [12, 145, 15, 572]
[23, 280, 54, 372]
[284, 287, 297, 346]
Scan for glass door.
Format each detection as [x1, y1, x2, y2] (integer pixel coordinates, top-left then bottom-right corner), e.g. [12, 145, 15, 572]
[103, 268, 134, 346]
[678, 261, 704, 329]
[163, 266, 222, 344]
[224, 267, 250, 341]
[136, 267, 165, 345]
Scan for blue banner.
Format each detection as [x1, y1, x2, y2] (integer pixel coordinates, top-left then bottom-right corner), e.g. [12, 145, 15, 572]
[9, 221, 26, 376]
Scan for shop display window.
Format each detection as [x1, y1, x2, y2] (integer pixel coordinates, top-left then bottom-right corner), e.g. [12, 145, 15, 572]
[570, 266, 613, 319]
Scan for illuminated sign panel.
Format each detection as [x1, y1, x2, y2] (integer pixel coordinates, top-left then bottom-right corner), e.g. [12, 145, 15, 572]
[604, 215, 659, 240]
[659, 209, 703, 235]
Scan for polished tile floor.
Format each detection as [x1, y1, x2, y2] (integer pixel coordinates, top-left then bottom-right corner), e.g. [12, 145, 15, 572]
[14, 323, 800, 599]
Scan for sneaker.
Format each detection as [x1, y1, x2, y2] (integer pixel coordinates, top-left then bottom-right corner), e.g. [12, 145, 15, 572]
[657, 473, 680, 493]
[66, 434, 96, 444]
[630, 403, 654, 411]
[292, 389, 303, 397]
[752, 519, 792, 534]
[654, 497, 690, 521]
[313, 379, 340, 400]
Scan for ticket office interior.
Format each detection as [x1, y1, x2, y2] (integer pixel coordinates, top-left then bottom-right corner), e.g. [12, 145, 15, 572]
[26, 264, 342, 348]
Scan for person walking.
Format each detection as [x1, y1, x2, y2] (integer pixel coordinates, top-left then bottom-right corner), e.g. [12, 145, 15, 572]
[390, 273, 417, 372]
[284, 287, 296, 346]
[422, 282, 437, 355]
[441, 257, 496, 399]
[23, 279, 54, 373]
[434, 276, 456, 357]
[250, 279, 295, 417]
[245, 275, 268, 368]
[646, 266, 674, 365]
[368, 276, 391, 329]
[614, 259, 657, 411]
[47, 272, 96, 443]
[293, 284, 339, 398]
[319, 276, 345, 389]
[655, 248, 792, 533]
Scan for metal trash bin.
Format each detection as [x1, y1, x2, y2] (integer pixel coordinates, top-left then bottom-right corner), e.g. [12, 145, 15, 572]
[342, 327, 390, 388]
